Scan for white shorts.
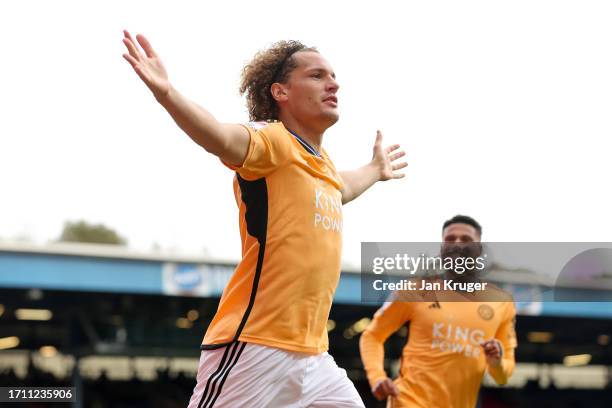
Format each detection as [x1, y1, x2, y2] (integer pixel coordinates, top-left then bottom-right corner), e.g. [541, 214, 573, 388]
[188, 341, 365, 408]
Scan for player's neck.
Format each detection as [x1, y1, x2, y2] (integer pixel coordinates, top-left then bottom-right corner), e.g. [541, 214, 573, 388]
[279, 114, 324, 152]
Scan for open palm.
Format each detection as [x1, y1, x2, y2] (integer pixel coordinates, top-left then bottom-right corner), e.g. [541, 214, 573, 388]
[372, 130, 407, 181]
[122, 30, 170, 100]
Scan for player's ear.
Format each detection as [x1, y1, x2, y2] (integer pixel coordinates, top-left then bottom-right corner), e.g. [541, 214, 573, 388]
[271, 83, 289, 103]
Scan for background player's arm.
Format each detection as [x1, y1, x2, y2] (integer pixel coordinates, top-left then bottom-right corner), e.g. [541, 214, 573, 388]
[122, 30, 249, 166]
[339, 130, 407, 204]
[359, 301, 411, 399]
[486, 343, 516, 385]
[483, 305, 518, 385]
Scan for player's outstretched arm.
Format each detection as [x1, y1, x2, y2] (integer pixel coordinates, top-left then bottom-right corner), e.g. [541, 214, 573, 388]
[122, 30, 249, 166]
[339, 130, 407, 205]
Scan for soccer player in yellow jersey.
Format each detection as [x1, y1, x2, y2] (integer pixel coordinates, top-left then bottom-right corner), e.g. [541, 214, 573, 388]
[360, 215, 517, 408]
[122, 31, 407, 407]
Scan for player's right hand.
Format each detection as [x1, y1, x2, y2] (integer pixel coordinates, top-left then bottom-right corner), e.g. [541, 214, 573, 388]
[371, 377, 399, 401]
[122, 30, 171, 101]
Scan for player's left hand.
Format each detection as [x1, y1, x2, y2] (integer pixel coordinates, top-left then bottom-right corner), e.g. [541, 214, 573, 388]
[371, 130, 407, 181]
[481, 339, 503, 367]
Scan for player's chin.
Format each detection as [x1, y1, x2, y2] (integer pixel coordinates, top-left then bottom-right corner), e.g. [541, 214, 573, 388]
[321, 108, 340, 126]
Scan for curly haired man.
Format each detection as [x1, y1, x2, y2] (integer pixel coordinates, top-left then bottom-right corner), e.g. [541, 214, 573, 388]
[122, 31, 407, 407]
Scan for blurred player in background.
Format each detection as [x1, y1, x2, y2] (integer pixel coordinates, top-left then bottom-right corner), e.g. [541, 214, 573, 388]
[360, 215, 517, 408]
[122, 31, 407, 407]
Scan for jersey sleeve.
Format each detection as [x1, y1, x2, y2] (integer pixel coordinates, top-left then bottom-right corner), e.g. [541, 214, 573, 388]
[223, 122, 291, 180]
[359, 301, 414, 387]
[488, 301, 518, 385]
[498, 302, 518, 350]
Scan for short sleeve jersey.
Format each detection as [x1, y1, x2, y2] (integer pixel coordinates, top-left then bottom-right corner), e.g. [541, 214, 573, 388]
[202, 121, 344, 354]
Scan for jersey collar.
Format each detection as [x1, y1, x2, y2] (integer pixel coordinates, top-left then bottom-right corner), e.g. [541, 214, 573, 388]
[286, 128, 321, 157]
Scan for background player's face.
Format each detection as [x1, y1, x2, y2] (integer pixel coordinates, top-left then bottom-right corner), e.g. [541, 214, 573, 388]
[441, 223, 482, 270]
[282, 51, 340, 130]
[442, 223, 480, 243]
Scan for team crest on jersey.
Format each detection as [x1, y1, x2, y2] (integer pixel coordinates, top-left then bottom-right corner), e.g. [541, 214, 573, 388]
[477, 304, 494, 321]
[245, 121, 270, 131]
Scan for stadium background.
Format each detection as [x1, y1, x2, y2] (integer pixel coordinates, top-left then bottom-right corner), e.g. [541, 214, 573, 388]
[1, 242, 611, 407]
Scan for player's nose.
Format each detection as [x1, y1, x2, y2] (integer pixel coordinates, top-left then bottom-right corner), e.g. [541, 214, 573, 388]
[326, 76, 339, 93]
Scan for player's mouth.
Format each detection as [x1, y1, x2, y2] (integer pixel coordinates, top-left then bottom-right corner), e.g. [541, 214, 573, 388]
[323, 95, 338, 107]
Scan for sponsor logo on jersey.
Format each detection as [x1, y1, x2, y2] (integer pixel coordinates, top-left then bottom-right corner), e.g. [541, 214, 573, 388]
[313, 187, 342, 232]
[431, 322, 485, 358]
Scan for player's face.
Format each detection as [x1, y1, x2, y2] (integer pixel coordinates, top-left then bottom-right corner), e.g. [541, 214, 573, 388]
[442, 223, 480, 243]
[284, 51, 340, 129]
[441, 223, 482, 269]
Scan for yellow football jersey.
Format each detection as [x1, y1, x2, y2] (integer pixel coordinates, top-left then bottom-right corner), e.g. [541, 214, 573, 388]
[360, 290, 517, 408]
[202, 121, 344, 354]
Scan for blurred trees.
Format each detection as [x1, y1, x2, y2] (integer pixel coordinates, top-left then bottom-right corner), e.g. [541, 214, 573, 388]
[58, 220, 127, 245]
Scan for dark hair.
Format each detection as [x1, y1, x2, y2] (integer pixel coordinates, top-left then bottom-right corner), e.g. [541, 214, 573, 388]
[239, 40, 318, 122]
[442, 215, 482, 236]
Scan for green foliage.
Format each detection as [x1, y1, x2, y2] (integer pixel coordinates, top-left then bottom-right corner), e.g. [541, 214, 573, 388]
[58, 220, 127, 245]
